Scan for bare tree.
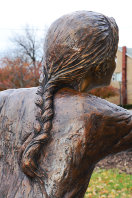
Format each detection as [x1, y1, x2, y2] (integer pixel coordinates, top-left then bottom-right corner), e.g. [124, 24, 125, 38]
[10, 25, 47, 82]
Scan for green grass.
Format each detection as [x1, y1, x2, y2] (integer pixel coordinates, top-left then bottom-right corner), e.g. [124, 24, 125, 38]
[84, 169, 132, 198]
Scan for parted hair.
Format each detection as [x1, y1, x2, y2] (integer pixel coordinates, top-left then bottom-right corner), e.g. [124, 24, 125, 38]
[25, 11, 119, 166]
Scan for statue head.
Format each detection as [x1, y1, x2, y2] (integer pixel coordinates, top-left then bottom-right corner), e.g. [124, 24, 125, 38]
[43, 11, 119, 91]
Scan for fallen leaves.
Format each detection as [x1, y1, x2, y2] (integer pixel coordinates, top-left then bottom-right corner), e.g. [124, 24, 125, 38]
[84, 169, 132, 198]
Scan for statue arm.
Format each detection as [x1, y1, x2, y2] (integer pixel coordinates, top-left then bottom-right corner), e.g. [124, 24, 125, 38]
[105, 110, 132, 153]
[84, 96, 132, 163]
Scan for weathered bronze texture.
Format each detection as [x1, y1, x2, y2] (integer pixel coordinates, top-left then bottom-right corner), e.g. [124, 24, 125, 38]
[0, 88, 132, 197]
[19, 11, 119, 180]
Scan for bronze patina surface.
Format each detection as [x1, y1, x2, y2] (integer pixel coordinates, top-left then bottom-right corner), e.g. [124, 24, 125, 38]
[20, 11, 119, 180]
[1, 10, 129, 198]
[0, 88, 132, 197]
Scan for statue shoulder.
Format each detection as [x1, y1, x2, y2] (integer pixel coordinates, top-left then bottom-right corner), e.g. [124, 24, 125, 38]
[0, 89, 15, 112]
[54, 88, 129, 122]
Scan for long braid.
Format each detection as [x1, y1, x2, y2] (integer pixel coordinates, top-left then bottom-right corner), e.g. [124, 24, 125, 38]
[21, 61, 59, 178]
[35, 81, 57, 142]
[26, 69, 58, 143]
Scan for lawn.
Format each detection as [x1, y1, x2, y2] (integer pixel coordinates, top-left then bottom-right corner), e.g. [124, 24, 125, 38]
[84, 169, 132, 198]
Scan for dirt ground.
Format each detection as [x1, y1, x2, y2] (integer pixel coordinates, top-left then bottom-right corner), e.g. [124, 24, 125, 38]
[96, 151, 132, 174]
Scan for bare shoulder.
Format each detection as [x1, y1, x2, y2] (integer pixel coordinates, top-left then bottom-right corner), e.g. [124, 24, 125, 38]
[55, 88, 128, 115]
[53, 88, 131, 128]
[0, 87, 37, 100]
[0, 87, 37, 111]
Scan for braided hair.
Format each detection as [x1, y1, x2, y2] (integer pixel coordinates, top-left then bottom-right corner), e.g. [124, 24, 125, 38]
[22, 11, 119, 177]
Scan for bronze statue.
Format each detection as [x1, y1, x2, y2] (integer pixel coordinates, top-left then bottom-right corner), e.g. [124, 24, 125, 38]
[20, 11, 119, 178]
[1, 11, 132, 198]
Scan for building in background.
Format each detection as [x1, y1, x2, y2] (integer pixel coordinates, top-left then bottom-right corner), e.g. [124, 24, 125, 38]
[107, 46, 132, 105]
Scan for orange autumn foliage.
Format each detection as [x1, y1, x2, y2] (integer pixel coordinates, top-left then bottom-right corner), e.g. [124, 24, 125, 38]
[0, 57, 41, 91]
[89, 86, 119, 99]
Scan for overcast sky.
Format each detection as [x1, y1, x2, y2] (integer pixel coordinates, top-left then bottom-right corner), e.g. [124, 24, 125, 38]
[0, 0, 132, 55]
